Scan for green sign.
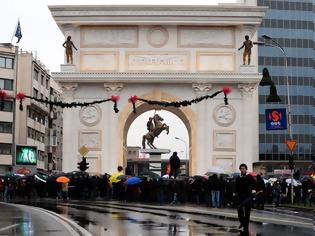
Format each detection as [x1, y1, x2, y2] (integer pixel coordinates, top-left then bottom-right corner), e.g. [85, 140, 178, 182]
[16, 145, 37, 165]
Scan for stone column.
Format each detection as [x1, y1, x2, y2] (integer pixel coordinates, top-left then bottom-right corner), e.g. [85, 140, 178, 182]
[238, 83, 258, 171]
[60, 83, 78, 172]
[192, 83, 212, 175]
[103, 83, 123, 173]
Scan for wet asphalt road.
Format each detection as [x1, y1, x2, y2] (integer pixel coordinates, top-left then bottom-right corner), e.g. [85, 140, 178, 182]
[10, 200, 313, 236]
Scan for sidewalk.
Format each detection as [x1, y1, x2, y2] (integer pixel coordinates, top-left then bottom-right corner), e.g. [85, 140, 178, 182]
[0, 202, 91, 236]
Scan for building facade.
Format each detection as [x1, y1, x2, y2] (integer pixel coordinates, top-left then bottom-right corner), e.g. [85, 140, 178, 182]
[256, 0, 314, 172]
[50, 3, 266, 175]
[0, 43, 18, 173]
[0, 46, 63, 174]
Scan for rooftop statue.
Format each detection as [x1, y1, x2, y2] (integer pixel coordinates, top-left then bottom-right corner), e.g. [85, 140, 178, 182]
[62, 36, 77, 64]
[238, 35, 253, 65]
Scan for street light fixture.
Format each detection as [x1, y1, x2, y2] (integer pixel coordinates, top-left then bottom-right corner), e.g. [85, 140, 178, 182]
[255, 35, 294, 203]
[175, 137, 188, 175]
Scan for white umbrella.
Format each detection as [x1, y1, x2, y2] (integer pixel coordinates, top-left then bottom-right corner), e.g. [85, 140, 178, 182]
[268, 178, 277, 184]
[206, 166, 226, 174]
[285, 178, 301, 187]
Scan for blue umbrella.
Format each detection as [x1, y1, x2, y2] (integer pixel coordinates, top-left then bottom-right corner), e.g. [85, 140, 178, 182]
[126, 177, 141, 185]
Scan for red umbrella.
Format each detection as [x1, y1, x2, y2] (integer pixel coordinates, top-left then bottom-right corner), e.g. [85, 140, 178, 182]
[249, 172, 257, 177]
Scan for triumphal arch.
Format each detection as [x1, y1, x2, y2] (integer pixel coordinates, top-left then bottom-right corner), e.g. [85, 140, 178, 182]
[50, 2, 266, 175]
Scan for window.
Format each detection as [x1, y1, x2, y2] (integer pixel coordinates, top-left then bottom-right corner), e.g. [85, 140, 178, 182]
[33, 88, 38, 98]
[5, 58, 13, 69]
[1, 101, 13, 112]
[0, 78, 13, 90]
[0, 57, 14, 69]
[0, 122, 12, 133]
[0, 143, 12, 155]
[46, 78, 49, 89]
[41, 75, 44, 85]
[40, 93, 44, 100]
[33, 69, 39, 80]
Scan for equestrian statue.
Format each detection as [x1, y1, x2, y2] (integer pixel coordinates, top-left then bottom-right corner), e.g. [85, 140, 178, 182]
[142, 114, 170, 149]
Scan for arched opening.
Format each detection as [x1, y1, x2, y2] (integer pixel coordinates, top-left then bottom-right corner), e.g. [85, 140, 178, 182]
[118, 90, 197, 175]
[126, 110, 190, 176]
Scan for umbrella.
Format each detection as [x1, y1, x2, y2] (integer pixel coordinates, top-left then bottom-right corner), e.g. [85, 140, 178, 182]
[56, 176, 70, 183]
[193, 175, 208, 182]
[300, 175, 313, 181]
[231, 172, 241, 178]
[141, 171, 161, 179]
[125, 177, 141, 185]
[117, 175, 129, 180]
[249, 172, 257, 177]
[205, 166, 226, 175]
[286, 178, 301, 187]
[268, 177, 277, 183]
[109, 172, 123, 183]
[35, 174, 47, 183]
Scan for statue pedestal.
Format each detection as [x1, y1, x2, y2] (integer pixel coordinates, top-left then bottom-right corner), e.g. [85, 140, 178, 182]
[239, 65, 256, 73]
[60, 64, 76, 72]
[140, 149, 171, 176]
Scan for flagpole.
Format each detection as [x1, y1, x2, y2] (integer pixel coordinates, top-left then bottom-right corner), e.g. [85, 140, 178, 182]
[10, 19, 19, 44]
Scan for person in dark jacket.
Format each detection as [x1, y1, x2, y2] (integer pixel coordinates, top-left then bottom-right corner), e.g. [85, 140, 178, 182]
[169, 152, 180, 179]
[254, 174, 266, 210]
[235, 163, 255, 235]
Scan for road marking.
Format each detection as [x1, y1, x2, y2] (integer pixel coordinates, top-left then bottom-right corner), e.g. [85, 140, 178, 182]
[0, 223, 20, 232]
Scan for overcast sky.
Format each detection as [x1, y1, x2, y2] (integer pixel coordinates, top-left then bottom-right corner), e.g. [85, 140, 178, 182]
[1, 0, 236, 160]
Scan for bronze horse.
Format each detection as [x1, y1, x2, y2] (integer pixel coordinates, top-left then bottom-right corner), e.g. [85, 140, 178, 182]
[142, 114, 169, 149]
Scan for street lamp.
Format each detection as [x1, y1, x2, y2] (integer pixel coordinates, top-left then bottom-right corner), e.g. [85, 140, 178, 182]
[255, 35, 294, 203]
[175, 137, 188, 175]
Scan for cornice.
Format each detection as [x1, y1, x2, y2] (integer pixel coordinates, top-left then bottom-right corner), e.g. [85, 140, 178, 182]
[49, 5, 267, 26]
[52, 72, 261, 84]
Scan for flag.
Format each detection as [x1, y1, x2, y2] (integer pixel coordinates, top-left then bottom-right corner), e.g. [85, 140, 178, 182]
[14, 20, 22, 43]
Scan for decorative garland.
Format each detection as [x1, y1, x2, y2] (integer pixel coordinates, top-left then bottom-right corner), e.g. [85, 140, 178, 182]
[128, 87, 231, 113]
[0, 87, 231, 114]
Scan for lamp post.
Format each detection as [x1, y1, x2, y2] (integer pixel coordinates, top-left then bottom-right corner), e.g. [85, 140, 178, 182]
[175, 137, 188, 175]
[254, 35, 294, 204]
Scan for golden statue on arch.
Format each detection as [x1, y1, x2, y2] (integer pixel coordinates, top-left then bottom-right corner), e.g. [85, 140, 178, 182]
[142, 113, 169, 149]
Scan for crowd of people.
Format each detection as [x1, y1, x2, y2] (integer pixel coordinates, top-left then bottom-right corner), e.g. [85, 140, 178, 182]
[1, 162, 314, 235]
[1, 166, 314, 208]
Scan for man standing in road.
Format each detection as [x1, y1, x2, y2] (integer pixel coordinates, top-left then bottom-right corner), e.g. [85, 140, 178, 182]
[169, 152, 180, 179]
[235, 163, 256, 235]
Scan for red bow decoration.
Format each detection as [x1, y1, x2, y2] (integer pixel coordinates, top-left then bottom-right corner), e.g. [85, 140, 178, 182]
[16, 92, 26, 111]
[128, 95, 138, 113]
[0, 89, 7, 111]
[16, 92, 26, 100]
[111, 95, 120, 113]
[222, 87, 232, 105]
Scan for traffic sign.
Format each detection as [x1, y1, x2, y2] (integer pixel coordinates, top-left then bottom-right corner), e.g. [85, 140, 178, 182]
[286, 140, 297, 152]
[79, 146, 89, 157]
